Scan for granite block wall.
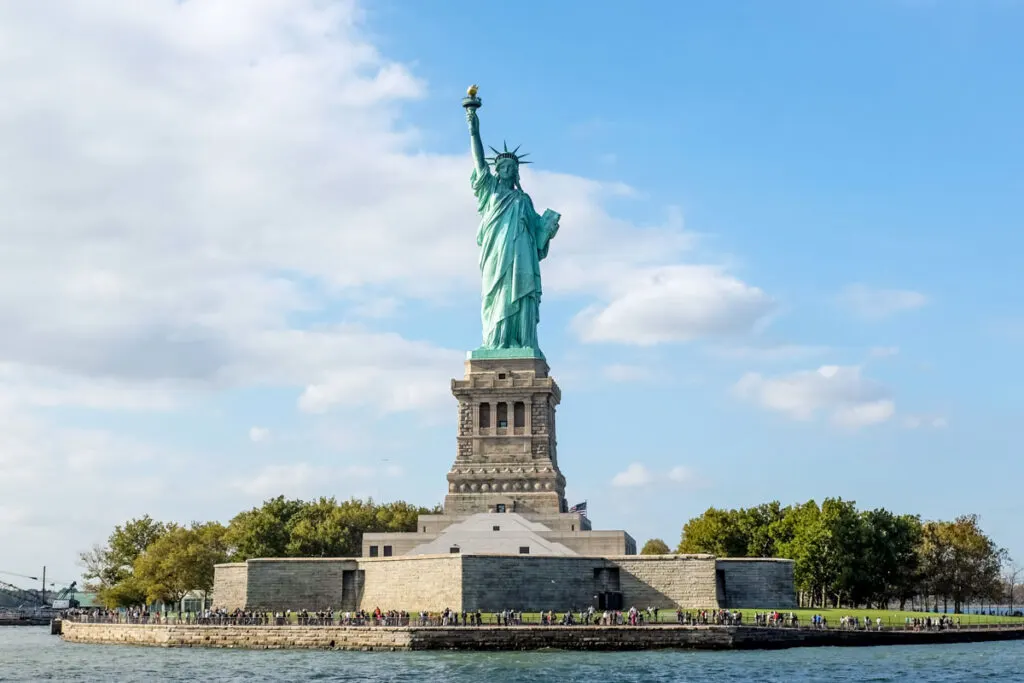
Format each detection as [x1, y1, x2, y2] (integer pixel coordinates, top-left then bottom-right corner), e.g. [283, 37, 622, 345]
[616, 556, 719, 609]
[211, 563, 247, 611]
[357, 555, 463, 611]
[243, 558, 357, 611]
[212, 553, 794, 613]
[716, 558, 797, 608]
[461, 556, 608, 611]
[459, 555, 719, 611]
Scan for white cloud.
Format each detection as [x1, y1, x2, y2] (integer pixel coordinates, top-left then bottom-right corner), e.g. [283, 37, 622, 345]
[611, 463, 654, 487]
[839, 284, 927, 320]
[869, 346, 900, 358]
[903, 415, 948, 429]
[832, 400, 896, 428]
[0, 1, 770, 578]
[0, 402, 190, 579]
[230, 462, 378, 498]
[574, 265, 775, 345]
[249, 427, 270, 443]
[709, 345, 831, 362]
[602, 364, 654, 382]
[667, 466, 696, 484]
[735, 364, 895, 427]
[612, 463, 702, 488]
[351, 297, 402, 319]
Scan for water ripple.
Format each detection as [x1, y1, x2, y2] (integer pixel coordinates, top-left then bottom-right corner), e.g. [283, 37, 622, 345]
[1, 627, 1021, 682]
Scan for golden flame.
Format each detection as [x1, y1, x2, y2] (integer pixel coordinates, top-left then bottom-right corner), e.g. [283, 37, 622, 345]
[467, 84, 479, 98]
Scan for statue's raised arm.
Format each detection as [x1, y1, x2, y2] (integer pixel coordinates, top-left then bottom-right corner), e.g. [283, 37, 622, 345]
[464, 85, 487, 174]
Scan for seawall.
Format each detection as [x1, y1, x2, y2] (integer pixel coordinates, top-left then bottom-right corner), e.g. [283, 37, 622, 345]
[60, 622, 1024, 651]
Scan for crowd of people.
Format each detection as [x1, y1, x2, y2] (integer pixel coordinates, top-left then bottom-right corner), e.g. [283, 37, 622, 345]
[59, 606, 991, 632]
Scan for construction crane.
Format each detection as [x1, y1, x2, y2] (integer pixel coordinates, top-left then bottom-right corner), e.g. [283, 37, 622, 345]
[0, 568, 76, 605]
[50, 582, 79, 609]
[0, 579, 46, 608]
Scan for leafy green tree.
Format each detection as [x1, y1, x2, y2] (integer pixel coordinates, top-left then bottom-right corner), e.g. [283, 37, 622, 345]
[225, 496, 306, 560]
[134, 523, 228, 606]
[225, 496, 439, 560]
[641, 538, 671, 555]
[678, 507, 747, 556]
[820, 498, 868, 607]
[286, 498, 357, 557]
[675, 498, 1003, 611]
[859, 509, 922, 609]
[775, 501, 830, 606]
[80, 515, 168, 607]
[920, 515, 1004, 613]
[737, 501, 788, 557]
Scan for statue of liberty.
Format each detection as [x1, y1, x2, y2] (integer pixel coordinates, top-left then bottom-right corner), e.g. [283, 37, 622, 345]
[464, 85, 560, 358]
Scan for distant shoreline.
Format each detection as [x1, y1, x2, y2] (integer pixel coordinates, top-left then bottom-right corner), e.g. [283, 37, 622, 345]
[58, 621, 1024, 651]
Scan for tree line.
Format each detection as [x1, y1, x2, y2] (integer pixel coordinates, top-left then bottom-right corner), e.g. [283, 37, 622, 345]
[641, 498, 1009, 613]
[81, 496, 437, 608]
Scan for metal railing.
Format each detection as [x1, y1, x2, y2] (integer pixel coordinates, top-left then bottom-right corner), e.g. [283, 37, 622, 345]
[60, 611, 1024, 631]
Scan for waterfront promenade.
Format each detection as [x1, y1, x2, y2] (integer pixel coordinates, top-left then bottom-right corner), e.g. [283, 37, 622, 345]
[58, 619, 1024, 651]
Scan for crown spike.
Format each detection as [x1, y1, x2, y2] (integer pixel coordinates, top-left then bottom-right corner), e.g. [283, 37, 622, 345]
[503, 141, 509, 152]
[488, 146, 501, 155]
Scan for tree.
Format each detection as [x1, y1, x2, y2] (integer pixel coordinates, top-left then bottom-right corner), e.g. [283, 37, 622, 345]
[845, 509, 921, 609]
[286, 498, 357, 557]
[737, 502, 788, 558]
[134, 523, 228, 606]
[887, 513, 923, 610]
[775, 501, 829, 607]
[920, 515, 1004, 613]
[641, 538, 671, 555]
[225, 496, 306, 560]
[225, 496, 439, 560]
[80, 515, 168, 608]
[678, 508, 747, 556]
[1004, 561, 1023, 615]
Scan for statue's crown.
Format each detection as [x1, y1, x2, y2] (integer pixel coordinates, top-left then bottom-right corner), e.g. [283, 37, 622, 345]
[486, 141, 531, 165]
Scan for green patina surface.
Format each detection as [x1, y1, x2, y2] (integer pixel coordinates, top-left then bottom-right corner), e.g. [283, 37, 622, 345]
[464, 87, 559, 356]
[468, 346, 545, 360]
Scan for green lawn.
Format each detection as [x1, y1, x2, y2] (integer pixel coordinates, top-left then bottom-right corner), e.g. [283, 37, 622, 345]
[475, 608, 1024, 627]
[740, 608, 1024, 627]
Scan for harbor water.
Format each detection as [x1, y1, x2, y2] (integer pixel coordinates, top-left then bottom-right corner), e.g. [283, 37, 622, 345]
[1, 625, 1022, 682]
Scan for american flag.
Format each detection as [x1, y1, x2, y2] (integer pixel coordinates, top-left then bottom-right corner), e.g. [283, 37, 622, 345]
[569, 501, 587, 517]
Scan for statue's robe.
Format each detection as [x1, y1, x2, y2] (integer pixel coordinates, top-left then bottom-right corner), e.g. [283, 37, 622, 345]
[471, 166, 558, 350]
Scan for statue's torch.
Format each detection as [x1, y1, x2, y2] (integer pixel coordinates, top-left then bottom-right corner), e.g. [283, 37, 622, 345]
[462, 84, 482, 111]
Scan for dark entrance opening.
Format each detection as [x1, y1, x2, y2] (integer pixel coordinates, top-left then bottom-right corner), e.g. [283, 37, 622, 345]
[593, 591, 624, 610]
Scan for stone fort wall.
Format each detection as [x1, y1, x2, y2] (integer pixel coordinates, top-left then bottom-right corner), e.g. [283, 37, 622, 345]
[617, 556, 719, 608]
[242, 558, 357, 612]
[717, 558, 797, 608]
[359, 555, 464, 611]
[214, 554, 797, 612]
[212, 563, 247, 611]
[459, 554, 720, 611]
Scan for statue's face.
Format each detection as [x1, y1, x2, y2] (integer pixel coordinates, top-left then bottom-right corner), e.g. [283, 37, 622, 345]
[495, 159, 518, 181]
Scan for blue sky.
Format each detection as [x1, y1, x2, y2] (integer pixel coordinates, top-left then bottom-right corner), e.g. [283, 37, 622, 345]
[0, 0, 1022, 586]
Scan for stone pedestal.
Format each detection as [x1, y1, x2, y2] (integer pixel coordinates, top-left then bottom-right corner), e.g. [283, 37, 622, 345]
[445, 356, 566, 516]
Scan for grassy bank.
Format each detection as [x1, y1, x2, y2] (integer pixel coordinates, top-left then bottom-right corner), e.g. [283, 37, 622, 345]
[739, 608, 1024, 627]
[475, 608, 1024, 626]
